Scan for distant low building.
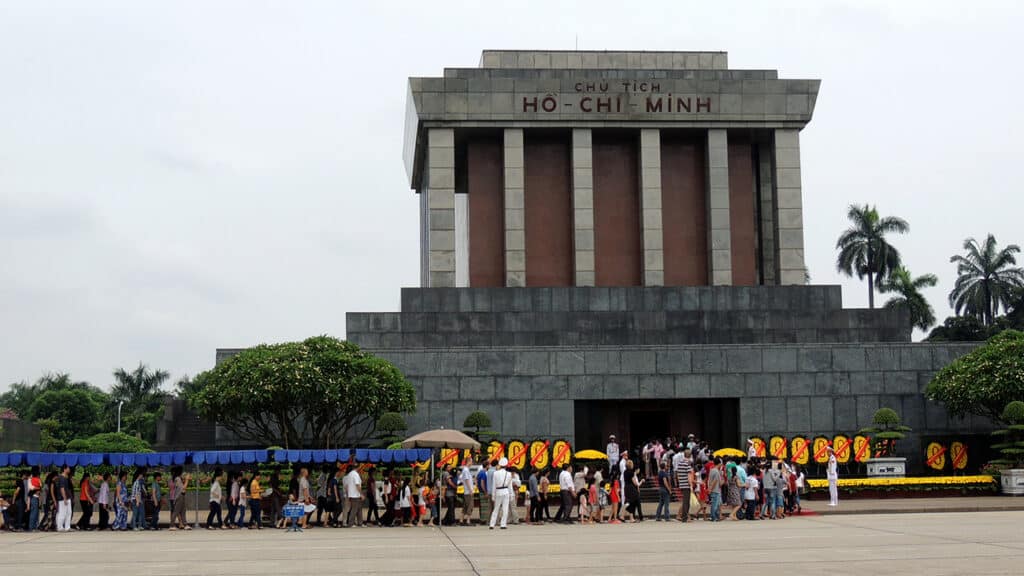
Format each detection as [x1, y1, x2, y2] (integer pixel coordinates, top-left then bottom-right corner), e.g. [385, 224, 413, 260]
[0, 410, 41, 452]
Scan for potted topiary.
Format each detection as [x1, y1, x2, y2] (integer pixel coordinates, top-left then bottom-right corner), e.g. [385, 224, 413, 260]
[860, 407, 911, 477]
[991, 401, 1024, 495]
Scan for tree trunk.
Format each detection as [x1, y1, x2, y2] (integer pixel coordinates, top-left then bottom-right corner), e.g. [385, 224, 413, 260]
[868, 271, 875, 309]
[984, 281, 992, 326]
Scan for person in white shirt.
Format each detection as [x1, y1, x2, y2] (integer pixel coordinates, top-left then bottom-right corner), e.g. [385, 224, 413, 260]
[747, 438, 758, 460]
[826, 447, 839, 507]
[555, 464, 575, 523]
[618, 452, 629, 504]
[488, 458, 513, 529]
[345, 466, 364, 526]
[459, 459, 475, 525]
[207, 468, 224, 529]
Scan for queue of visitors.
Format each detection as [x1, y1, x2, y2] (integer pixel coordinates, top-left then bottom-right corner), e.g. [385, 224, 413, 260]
[1, 433, 814, 532]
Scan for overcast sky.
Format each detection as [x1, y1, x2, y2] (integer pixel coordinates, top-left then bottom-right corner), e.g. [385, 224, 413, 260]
[2, 1, 1021, 392]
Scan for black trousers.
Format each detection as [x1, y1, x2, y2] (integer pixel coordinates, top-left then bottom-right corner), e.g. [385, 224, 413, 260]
[443, 497, 456, 525]
[149, 501, 161, 529]
[365, 497, 380, 524]
[206, 501, 223, 527]
[76, 501, 93, 529]
[316, 496, 327, 523]
[98, 505, 109, 530]
[554, 491, 573, 522]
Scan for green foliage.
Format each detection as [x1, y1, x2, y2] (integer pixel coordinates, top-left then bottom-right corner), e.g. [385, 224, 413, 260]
[879, 267, 938, 332]
[1003, 401, 1024, 424]
[991, 401, 1024, 469]
[859, 406, 911, 457]
[926, 315, 995, 342]
[190, 336, 416, 449]
[37, 418, 66, 452]
[872, 407, 900, 427]
[463, 410, 492, 431]
[926, 330, 1024, 423]
[373, 412, 408, 447]
[111, 363, 169, 442]
[27, 388, 105, 443]
[949, 235, 1024, 327]
[835, 204, 909, 309]
[66, 432, 152, 453]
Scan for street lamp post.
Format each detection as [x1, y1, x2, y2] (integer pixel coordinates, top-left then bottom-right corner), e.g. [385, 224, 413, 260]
[117, 400, 125, 433]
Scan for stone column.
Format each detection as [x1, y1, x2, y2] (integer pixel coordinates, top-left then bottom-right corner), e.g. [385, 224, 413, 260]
[640, 129, 664, 286]
[706, 129, 732, 285]
[774, 129, 806, 285]
[758, 140, 777, 285]
[503, 129, 526, 287]
[572, 128, 595, 286]
[425, 128, 456, 287]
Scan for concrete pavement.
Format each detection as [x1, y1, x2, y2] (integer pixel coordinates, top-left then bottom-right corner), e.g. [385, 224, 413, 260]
[2, 510, 1023, 575]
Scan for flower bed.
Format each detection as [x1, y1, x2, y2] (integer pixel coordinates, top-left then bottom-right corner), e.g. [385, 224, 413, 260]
[803, 475, 997, 499]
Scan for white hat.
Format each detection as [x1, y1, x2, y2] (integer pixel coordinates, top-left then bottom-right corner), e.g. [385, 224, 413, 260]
[498, 457, 508, 467]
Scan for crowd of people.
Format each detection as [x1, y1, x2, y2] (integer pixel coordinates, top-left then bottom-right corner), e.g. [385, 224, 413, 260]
[0, 433, 835, 533]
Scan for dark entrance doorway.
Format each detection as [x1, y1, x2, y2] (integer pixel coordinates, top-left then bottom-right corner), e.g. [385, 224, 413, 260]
[630, 410, 670, 449]
[574, 398, 739, 453]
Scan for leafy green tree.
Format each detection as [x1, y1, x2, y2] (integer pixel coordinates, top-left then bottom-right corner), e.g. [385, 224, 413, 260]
[190, 336, 416, 449]
[949, 235, 1024, 326]
[859, 407, 911, 457]
[67, 432, 151, 453]
[374, 412, 408, 447]
[36, 418, 66, 452]
[878, 266, 938, 331]
[835, 204, 909, 309]
[926, 315, 993, 342]
[26, 388, 104, 443]
[926, 330, 1024, 423]
[462, 410, 497, 441]
[111, 364, 169, 442]
[990, 401, 1024, 470]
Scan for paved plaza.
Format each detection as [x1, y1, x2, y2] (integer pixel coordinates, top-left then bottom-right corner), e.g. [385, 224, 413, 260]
[2, 510, 1022, 575]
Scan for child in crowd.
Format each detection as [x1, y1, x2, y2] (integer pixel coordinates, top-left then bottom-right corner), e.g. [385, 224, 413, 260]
[577, 482, 590, 524]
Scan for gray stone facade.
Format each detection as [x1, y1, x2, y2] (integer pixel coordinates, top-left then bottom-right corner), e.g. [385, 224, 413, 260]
[345, 286, 986, 472]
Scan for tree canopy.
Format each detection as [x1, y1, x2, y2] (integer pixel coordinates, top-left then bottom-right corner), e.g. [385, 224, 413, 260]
[835, 204, 909, 309]
[189, 336, 416, 449]
[110, 363, 169, 442]
[879, 266, 938, 332]
[67, 432, 152, 453]
[925, 330, 1024, 423]
[949, 235, 1024, 326]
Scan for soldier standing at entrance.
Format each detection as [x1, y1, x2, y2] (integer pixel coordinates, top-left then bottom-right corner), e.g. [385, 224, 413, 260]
[606, 435, 620, 480]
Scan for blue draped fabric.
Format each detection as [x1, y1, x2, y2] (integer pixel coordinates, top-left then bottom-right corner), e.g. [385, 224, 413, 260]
[299, 450, 312, 462]
[229, 452, 242, 464]
[312, 450, 326, 463]
[368, 449, 383, 463]
[173, 452, 188, 465]
[0, 453, 7, 467]
[337, 449, 351, 462]
[287, 450, 301, 462]
[274, 450, 288, 463]
[324, 449, 338, 462]
[355, 449, 368, 461]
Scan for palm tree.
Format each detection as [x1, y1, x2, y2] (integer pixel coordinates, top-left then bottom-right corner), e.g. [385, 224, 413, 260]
[949, 235, 1024, 326]
[878, 266, 938, 331]
[835, 204, 909, 308]
[111, 363, 169, 439]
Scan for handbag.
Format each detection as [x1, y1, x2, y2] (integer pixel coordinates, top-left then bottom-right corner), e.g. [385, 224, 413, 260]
[689, 492, 700, 511]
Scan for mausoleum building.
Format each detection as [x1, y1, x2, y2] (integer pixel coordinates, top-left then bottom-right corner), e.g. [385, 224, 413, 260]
[219, 51, 988, 472]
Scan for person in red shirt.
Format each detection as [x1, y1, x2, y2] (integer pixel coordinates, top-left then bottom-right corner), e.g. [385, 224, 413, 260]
[76, 471, 95, 531]
[609, 478, 621, 524]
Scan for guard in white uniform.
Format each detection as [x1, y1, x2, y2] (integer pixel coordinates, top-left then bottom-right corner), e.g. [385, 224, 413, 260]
[489, 458, 512, 529]
[826, 446, 839, 506]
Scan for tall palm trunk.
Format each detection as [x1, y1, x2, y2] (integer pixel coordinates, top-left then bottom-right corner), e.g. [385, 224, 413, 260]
[867, 245, 876, 309]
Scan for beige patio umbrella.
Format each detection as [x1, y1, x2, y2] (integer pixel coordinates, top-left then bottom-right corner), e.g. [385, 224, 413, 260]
[401, 428, 481, 450]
